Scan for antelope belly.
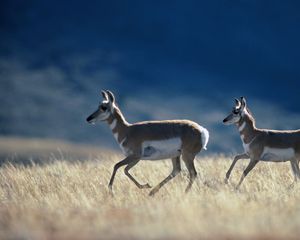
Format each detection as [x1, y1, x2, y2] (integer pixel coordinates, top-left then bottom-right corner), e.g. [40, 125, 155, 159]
[141, 138, 182, 160]
[260, 147, 295, 162]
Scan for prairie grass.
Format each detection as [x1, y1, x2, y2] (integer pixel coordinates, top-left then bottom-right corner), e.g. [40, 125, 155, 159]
[0, 151, 300, 239]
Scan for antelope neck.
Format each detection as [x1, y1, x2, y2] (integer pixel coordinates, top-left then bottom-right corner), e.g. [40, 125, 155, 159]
[106, 107, 129, 143]
[237, 113, 257, 144]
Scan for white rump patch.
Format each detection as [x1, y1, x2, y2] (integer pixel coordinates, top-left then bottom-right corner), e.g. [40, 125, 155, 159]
[261, 147, 295, 162]
[141, 138, 182, 160]
[109, 119, 117, 130]
[199, 126, 209, 150]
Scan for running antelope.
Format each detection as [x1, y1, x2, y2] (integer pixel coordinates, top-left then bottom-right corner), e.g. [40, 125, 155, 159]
[86, 90, 209, 196]
[223, 97, 300, 189]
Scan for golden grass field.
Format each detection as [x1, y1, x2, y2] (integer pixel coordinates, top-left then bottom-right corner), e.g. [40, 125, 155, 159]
[0, 138, 300, 240]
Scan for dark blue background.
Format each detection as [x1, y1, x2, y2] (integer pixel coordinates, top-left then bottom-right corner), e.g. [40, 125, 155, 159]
[1, 0, 300, 153]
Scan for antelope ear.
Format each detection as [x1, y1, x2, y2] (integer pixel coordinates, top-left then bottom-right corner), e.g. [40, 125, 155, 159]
[240, 96, 247, 109]
[235, 98, 241, 108]
[106, 90, 115, 104]
[101, 90, 108, 100]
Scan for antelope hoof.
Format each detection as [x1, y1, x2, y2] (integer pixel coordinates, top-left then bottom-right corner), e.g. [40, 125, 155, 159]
[149, 188, 158, 196]
[224, 178, 229, 184]
[288, 182, 295, 190]
[141, 183, 152, 189]
[108, 185, 114, 196]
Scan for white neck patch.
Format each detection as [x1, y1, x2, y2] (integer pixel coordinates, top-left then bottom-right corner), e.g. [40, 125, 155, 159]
[119, 137, 132, 156]
[240, 134, 245, 141]
[113, 132, 119, 142]
[109, 119, 117, 130]
[239, 121, 246, 132]
[120, 137, 126, 146]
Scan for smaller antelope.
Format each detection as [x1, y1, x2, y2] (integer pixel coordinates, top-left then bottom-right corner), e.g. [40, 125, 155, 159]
[86, 90, 209, 196]
[223, 97, 300, 189]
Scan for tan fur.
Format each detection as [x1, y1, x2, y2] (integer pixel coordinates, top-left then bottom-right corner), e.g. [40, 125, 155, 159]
[238, 112, 300, 158]
[87, 90, 209, 196]
[113, 118, 203, 155]
[224, 97, 300, 188]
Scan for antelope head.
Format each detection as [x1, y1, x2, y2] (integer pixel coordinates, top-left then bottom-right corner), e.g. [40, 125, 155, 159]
[223, 97, 247, 125]
[86, 90, 116, 124]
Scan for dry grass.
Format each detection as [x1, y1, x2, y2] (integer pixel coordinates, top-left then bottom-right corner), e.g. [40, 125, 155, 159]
[1, 150, 300, 240]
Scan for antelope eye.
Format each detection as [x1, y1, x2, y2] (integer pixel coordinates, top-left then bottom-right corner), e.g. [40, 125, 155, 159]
[232, 109, 239, 114]
[100, 105, 107, 111]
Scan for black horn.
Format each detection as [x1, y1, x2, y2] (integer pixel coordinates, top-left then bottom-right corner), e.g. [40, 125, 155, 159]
[106, 90, 115, 103]
[101, 90, 108, 100]
[240, 96, 246, 108]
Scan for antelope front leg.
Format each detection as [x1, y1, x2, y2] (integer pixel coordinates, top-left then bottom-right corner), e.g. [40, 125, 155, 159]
[124, 160, 152, 189]
[225, 153, 249, 184]
[108, 156, 138, 193]
[236, 158, 258, 190]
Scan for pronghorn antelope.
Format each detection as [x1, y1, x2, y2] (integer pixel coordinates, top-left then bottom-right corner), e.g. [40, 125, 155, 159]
[86, 90, 209, 196]
[223, 97, 300, 189]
